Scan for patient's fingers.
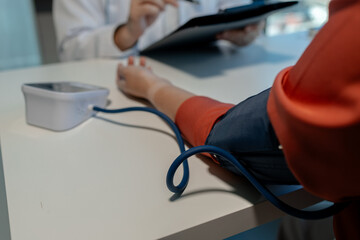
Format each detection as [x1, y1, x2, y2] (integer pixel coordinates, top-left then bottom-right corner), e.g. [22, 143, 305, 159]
[139, 56, 147, 67]
[128, 56, 135, 65]
[117, 63, 125, 80]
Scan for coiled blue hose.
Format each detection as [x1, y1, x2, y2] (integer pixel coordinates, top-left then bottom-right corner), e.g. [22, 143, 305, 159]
[93, 105, 348, 220]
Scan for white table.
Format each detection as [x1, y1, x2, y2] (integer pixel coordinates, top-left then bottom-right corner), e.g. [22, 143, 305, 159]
[0, 32, 322, 240]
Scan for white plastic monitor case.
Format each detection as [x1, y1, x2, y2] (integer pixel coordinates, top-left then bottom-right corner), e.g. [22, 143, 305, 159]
[22, 82, 109, 131]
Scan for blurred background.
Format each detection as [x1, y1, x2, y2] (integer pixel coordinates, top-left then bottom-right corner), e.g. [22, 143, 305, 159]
[0, 0, 330, 70]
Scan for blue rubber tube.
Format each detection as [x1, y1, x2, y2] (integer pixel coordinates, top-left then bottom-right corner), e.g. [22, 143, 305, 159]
[93, 106, 348, 220]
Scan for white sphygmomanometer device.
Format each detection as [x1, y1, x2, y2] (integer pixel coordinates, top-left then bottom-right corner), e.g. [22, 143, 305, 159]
[22, 82, 109, 131]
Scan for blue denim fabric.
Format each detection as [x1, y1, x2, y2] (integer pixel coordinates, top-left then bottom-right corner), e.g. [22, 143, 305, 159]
[205, 88, 298, 184]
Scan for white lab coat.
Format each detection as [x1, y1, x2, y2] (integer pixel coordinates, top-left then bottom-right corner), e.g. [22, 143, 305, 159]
[53, 0, 248, 61]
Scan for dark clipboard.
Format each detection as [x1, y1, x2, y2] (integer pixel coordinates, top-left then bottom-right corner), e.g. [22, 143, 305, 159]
[141, 1, 298, 53]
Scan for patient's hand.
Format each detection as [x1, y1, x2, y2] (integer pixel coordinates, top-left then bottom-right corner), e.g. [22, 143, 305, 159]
[116, 56, 195, 121]
[217, 21, 265, 46]
[116, 56, 171, 100]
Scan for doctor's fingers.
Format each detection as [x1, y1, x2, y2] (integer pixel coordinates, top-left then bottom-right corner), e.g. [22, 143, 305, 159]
[164, 0, 179, 7]
[144, 0, 178, 8]
[217, 28, 259, 46]
[137, 0, 177, 11]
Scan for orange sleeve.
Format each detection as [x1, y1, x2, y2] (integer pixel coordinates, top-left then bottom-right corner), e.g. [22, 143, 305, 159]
[267, 2, 360, 203]
[175, 96, 234, 147]
[329, 0, 359, 16]
[268, 4, 360, 237]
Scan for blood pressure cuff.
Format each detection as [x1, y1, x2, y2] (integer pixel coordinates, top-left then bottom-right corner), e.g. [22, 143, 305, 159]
[205, 88, 298, 184]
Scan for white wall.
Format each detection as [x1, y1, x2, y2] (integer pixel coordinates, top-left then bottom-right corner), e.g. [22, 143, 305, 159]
[0, 0, 41, 71]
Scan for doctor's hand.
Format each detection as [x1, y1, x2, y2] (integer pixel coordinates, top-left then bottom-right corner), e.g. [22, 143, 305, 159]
[116, 56, 171, 100]
[216, 21, 265, 46]
[114, 0, 178, 51]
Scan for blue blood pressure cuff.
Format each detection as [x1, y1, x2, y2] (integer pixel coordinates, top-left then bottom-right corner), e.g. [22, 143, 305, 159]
[205, 88, 298, 184]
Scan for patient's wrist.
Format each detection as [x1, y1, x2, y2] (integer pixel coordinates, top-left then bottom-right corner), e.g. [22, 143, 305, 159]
[147, 79, 172, 103]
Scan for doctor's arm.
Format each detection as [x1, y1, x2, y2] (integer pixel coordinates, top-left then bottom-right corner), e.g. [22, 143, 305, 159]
[53, 0, 126, 61]
[53, 0, 178, 61]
